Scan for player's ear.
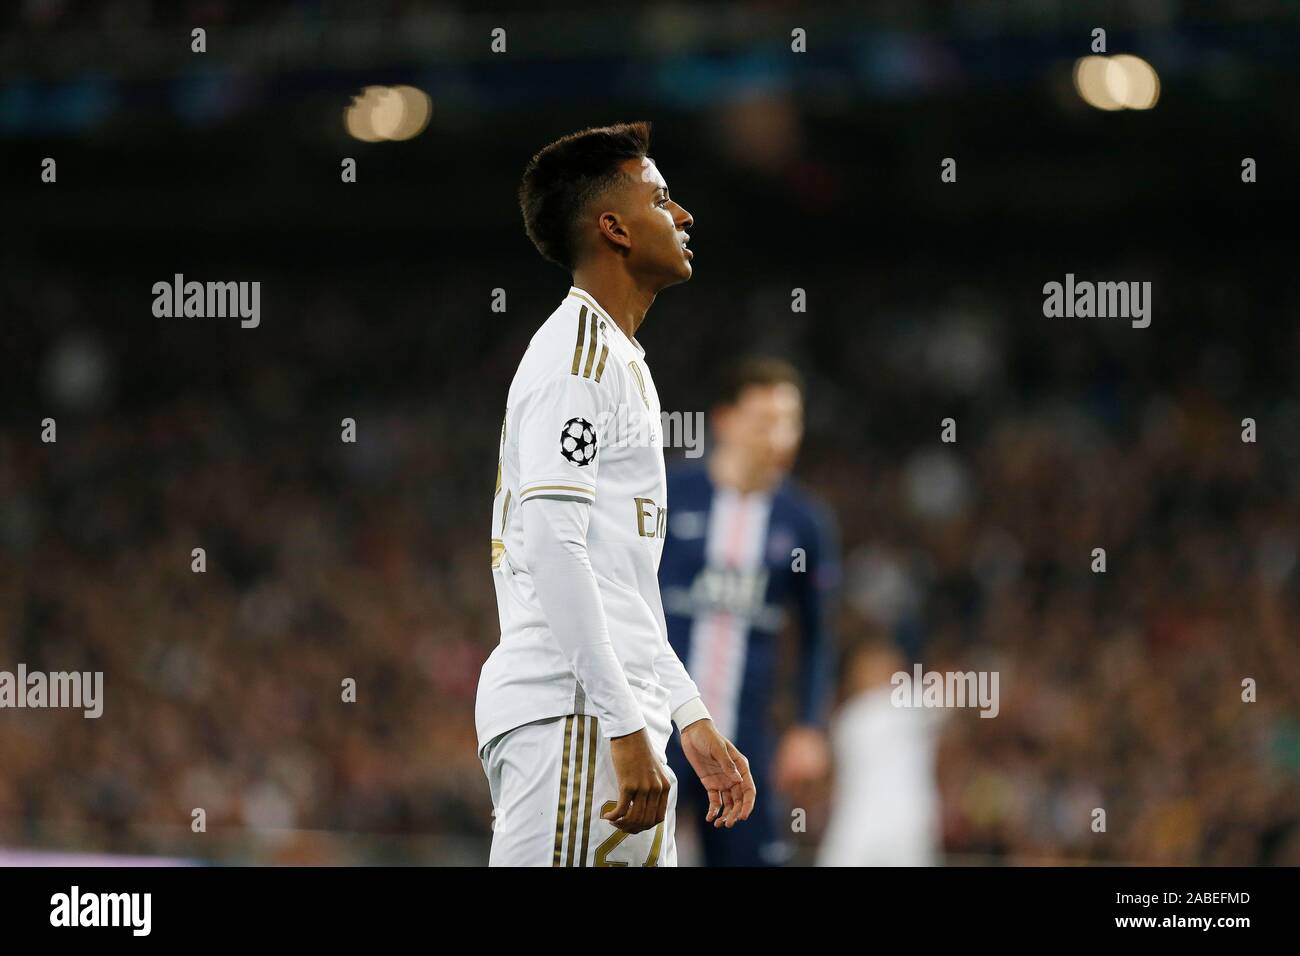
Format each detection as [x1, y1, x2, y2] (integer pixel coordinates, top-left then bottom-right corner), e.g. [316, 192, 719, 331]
[597, 211, 632, 252]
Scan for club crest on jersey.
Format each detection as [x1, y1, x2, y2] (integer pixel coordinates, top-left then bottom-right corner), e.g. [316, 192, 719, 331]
[560, 417, 597, 466]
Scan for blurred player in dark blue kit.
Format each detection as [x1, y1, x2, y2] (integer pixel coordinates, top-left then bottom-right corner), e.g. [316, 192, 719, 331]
[660, 357, 839, 866]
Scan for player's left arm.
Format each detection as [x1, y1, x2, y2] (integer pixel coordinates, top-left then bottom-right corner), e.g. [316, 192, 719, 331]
[678, 716, 756, 829]
[773, 500, 842, 796]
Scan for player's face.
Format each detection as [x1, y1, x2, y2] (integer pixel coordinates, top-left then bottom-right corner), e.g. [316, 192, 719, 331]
[717, 383, 804, 484]
[620, 157, 694, 286]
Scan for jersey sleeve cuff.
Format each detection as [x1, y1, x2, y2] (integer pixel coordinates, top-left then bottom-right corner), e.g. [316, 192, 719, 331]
[600, 714, 648, 739]
[519, 479, 596, 503]
[671, 696, 712, 732]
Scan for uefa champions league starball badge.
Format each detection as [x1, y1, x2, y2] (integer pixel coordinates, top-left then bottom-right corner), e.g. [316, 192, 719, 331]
[559, 417, 597, 466]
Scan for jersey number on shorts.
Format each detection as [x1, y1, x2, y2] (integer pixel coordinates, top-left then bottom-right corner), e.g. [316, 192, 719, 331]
[594, 801, 665, 867]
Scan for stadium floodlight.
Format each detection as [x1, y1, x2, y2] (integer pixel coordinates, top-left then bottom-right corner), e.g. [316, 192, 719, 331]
[1073, 54, 1160, 111]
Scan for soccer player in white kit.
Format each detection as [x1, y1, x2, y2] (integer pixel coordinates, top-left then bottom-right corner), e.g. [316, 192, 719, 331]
[478, 122, 757, 866]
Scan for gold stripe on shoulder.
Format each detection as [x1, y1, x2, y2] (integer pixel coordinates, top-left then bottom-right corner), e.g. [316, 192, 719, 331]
[568, 289, 612, 326]
[582, 310, 599, 378]
[571, 306, 588, 376]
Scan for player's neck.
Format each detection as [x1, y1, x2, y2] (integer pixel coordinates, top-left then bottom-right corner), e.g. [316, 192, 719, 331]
[571, 266, 657, 342]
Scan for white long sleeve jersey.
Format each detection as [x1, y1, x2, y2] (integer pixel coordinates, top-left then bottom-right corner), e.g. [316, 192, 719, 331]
[476, 286, 703, 755]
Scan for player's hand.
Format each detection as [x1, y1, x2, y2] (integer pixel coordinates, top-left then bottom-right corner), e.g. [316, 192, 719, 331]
[772, 724, 830, 799]
[679, 719, 755, 828]
[604, 729, 671, 834]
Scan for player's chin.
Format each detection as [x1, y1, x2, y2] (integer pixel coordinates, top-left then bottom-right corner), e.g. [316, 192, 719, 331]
[653, 253, 692, 288]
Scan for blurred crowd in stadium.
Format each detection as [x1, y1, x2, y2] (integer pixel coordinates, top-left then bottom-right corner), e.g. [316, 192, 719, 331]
[2, 257, 1296, 865]
[4, 0, 1299, 867]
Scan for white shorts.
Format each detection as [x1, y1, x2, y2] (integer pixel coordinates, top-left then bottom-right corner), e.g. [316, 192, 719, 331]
[481, 714, 678, 867]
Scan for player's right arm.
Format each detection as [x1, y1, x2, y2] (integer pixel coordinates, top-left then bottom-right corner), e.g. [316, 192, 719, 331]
[514, 372, 670, 833]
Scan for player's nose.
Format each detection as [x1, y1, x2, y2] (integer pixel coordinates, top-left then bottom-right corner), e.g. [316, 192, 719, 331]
[675, 205, 693, 231]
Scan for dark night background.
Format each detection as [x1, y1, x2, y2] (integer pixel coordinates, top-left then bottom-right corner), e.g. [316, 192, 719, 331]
[1, 1, 1297, 864]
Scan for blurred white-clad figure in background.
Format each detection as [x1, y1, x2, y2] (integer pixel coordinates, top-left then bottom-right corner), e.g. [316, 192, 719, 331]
[817, 639, 943, 866]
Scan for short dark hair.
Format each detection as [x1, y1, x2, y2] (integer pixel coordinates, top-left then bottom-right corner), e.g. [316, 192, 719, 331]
[715, 356, 805, 407]
[518, 122, 652, 271]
